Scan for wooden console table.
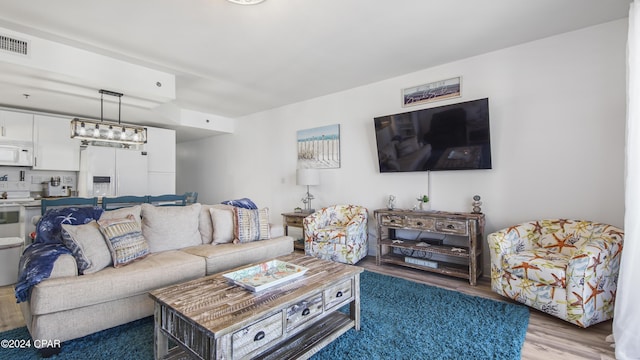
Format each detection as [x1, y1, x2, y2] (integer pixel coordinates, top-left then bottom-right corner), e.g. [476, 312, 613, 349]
[150, 253, 362, 360]
[374, 209, 485, 285]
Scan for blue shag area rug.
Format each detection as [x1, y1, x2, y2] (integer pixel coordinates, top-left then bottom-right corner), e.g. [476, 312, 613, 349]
[0, 271, 529, 360]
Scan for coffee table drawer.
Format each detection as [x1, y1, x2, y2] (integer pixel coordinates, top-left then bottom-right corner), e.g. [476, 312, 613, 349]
[232, 312, 283, 359]
[286, 293, 323, 331]
[324, 278, 353, 310]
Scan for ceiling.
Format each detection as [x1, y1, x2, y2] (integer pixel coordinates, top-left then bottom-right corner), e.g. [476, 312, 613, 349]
[0, 0, 631, 142]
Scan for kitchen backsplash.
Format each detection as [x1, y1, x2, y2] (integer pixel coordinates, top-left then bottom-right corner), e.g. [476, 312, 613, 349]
[0, 166, 77, 198]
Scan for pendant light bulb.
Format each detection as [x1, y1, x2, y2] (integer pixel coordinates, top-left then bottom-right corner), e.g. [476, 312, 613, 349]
[120, 127, 126, 140]
[107, 125, 114, 139]
[79, 122, 86, 136]
[93, 124, 100, 137]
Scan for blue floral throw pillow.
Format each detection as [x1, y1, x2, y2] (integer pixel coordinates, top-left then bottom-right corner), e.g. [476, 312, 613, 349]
[36, 206, 104, 244]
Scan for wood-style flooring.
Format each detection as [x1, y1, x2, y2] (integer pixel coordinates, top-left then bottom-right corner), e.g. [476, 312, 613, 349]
[0, 256, 615, 359]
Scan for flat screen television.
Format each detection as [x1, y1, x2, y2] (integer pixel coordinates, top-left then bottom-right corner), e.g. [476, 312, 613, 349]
[374, 98, 492, 172]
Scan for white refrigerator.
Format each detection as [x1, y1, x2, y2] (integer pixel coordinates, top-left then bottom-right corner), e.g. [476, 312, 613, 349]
[78, 146, 149, 197]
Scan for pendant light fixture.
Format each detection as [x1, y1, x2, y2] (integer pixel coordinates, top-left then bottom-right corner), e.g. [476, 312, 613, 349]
[70, 89, 147, 145]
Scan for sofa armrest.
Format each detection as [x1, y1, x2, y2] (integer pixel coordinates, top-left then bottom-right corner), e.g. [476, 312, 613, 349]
[487, 229, 520, 259]
[488, 225, 531, 292]
[303, 211, 327, 233]
[567, 226, 624, 298]
[48, 254, 79, 279]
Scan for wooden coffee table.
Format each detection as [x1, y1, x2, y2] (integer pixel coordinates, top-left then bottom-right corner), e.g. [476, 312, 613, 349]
[149, 253, 363, 360]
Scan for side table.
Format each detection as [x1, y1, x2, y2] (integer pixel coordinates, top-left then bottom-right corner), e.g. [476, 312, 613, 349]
[281, 212, 309, 251]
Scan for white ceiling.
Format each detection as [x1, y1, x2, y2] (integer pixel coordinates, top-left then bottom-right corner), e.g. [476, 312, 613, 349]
[0, 0, 631, 141]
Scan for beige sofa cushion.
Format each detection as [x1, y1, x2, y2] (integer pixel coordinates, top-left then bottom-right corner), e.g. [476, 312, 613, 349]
[181, 236, 294, 275]
[29, 250, 205, 315]
[49, 254, 79, 278]
[141, 203, 202, 252]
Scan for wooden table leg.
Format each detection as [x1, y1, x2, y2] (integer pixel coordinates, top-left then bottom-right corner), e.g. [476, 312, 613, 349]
[154, 303, 168, 360]
[350, 274, 361, 331]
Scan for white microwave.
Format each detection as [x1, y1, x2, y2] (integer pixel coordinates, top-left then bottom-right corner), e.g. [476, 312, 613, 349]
[0, 142, 33, 167]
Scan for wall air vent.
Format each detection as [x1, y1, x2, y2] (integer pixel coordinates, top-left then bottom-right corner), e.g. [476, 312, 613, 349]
[0, 35, 28, 56]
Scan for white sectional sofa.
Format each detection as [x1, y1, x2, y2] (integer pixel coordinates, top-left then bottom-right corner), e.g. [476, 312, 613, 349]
[19, 202, 294, 347]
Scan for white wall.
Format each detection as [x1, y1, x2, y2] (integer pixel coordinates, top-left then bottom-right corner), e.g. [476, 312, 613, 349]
[177, 19, 627, 274]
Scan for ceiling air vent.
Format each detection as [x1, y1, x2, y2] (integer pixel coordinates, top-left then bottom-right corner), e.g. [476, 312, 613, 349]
[0, 35, 28, 56]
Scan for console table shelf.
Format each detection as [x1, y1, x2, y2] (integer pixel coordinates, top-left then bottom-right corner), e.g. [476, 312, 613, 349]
[378, 239, 474, 259]
[374, 209, 485, 285]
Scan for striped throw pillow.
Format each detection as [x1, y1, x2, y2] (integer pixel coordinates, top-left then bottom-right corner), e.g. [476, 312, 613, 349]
[98, 214, 150, 267]
[234, 207, 270, 243]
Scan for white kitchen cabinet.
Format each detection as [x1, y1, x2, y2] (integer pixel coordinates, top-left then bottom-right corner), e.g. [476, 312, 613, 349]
[145, 127, 176, 173]
[0, 110, 33, 142]
[33, 115, 81, 171]
[145, 126, 176, 195]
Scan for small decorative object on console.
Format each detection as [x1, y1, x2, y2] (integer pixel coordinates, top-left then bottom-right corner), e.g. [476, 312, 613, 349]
[387, 195, 396, 210]
[472, 195, 482, 214]
[417, 194, 430, 211]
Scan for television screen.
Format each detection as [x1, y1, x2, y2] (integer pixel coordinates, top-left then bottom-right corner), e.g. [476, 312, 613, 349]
[374, 98, 492, 172]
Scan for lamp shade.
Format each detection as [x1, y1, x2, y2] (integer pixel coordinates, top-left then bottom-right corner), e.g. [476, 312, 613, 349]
[296, 168, 320, 186]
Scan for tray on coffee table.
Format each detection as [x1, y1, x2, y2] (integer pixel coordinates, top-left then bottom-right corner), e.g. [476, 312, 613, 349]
[222, 259, 308, 292]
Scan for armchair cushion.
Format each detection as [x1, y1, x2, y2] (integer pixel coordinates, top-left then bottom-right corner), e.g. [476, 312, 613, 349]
[311, 226, 347, 245]
[503, 249, 569, 286]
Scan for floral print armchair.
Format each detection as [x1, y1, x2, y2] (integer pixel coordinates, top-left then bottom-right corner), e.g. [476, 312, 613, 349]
[303, 205, 368, 265]
[488, 219, 624, 328]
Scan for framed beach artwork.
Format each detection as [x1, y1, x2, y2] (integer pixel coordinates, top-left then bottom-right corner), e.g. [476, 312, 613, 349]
[402, 76, 462, 107]
[297, 124, 341, 169]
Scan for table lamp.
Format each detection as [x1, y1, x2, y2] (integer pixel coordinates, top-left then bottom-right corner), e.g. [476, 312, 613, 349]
[296, 168, 320, 213]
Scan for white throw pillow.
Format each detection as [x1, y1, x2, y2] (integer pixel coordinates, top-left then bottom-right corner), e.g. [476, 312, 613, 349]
[209, 207, 235, 244]
[199, 204, 235, 244]
[141, 203, 202, 252]
[61, 221, 113, 274]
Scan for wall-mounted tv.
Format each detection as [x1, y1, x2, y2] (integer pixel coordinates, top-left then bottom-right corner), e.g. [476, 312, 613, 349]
[374, 98, 492, 172]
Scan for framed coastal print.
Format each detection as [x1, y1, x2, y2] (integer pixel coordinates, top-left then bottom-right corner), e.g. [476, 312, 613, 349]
[402, 76, 462, 107]
[297, 124, 340, 169]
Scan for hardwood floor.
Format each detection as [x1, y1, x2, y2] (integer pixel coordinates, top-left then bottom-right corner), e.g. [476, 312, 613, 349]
[0, 284, 23, 333]
[0, 256, 615, 359]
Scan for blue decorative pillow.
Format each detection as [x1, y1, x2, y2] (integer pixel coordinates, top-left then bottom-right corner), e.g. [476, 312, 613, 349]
[221, 198, 258, 209]
[35, 206, 104, 244]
